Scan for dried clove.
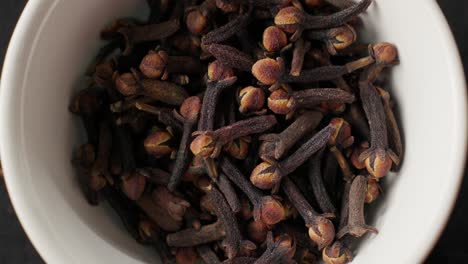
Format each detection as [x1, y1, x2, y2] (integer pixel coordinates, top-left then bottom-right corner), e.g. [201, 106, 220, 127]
[139, 50, 204, 79]
[118, 19, 181, 55]
[358, 44, 400, 178]
[204, 44, 255, 72]
[217, 173, 242, 213]
[200, 181, 254, 259]
[185, 0, 218, 35]
[309, 149, 336, 216]
[304, 24, 357, 55]
[144, 127, 175, 158]
[252, 54, 374, 89]
[377, 86, 403, 165]
[237, 86, 266, 115]
[140, 79, 189, 106]
[168, 97, 202, 191]
[254, 232, 296, 264]
[274, 0, 372, 40]
[251, 121, 337, 192]
[167, 220, 226, 247]
[262, 26, 289, 53]
[281, 177, 335, 250]
[197, 245, 221, 264]
[267, 87, 355, 118]
[135, 102, 184, 133]
[322, 241, 353, 264]
[202, 8, 252, 45]
[290, 38, 311, 76]
[337, 175, 378, 238]
[191, 115, 277, 160]
[259, 111, 323, 162]
[220, 157, 286, 225]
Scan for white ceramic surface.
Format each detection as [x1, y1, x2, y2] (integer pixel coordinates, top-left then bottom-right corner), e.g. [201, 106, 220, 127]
[0, 0, 466, 263]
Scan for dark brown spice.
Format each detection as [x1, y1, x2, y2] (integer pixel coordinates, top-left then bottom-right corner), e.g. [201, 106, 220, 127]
[358, 64, 399, 178]
[304, 24, 357, 55]
[309, 149, 336, 216]
[202, 9, 252, 45]
[259, 111, 323, 162]
[167, 220, 226, 247]
[135, 102, 184, 133]
[262, 26, 289, 53]
[254, 232, 295, 264]
[200, 181, 254, 259]
[251, 122, 336, 192]
[290, 38, 311, 76]
[322, 241, 353, 264]
[220, 157, 286, 226]
[168, 97, 202, 191]
[140, 79, 189, 106]
[139, 50, 204, 79]
[267, 87, 355, 118]
[377, 86, 403, 165]
[196, 245, 221, 264]
[185, 0, 217, 35]
[191, 115, 277, 159]
[118, 19, 181, 55]
[217, 173, 242, 213]
[274, 0, 372, 40]
[204, 44, 255, 72]
[337, 175, 378, 238]
[281, 177, 335, 250]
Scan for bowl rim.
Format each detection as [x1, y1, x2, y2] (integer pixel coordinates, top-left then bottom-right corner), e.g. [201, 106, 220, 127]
[1, 0, 466, 263]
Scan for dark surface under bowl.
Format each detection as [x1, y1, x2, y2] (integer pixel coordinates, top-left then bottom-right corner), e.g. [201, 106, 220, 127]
[0, 0, 467, 263]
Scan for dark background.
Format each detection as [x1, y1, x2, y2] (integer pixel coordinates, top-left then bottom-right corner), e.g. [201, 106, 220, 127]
[0, 0, 466, 263]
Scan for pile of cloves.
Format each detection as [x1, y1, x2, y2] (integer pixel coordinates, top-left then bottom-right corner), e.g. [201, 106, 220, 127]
[71, 0, 403, 263]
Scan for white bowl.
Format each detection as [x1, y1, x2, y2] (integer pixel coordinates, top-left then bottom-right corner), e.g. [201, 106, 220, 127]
[1, 0, 466, 263]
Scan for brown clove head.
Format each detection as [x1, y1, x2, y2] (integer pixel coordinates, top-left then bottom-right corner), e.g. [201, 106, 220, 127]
[372, 42, 398, 65]
[208, 60, 235, 82]
[115, 72, 139, 96]
[252, 58, 284, 86]
[250, 161, 278, 190]
[263, 26, 288, 52]
[328, 25, 357, 52]
[190, 134, 216, 158]
[73, 143, 96, 168]
[365, 178, 380, 204]
[186, 9, 209, 35]
[175, 247, 199, 264]
[361, 148, 393, 179]
[144, 129, 174, 158]
[274, 6, 302, 34]
[180, 96, 202, 122]
[350, 141, 369, 170]
[247, 220, 269, 244]
[259, 196, 287, 226]
[94, 61, 115, 86]
[225, 137, 251, 160]
[216, 0, 240, 13]
[307, 217, 335, 250]
[122, 172, 146, 201]
[322, 241, 353, 264]
[152, 186, 191, 222]
[328, 118, 354, 149]
[139, 50, 169, 79]
[267, 88, 293, 115]
[238, 86, 266, 115]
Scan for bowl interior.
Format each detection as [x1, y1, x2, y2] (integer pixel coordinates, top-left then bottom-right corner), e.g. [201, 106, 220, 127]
[1, 0, 466, 263]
